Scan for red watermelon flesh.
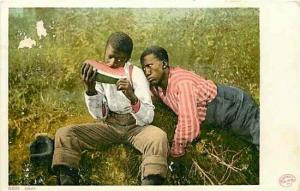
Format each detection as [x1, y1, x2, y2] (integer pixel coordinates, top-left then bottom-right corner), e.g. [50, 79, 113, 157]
[84, 59, 126, 84]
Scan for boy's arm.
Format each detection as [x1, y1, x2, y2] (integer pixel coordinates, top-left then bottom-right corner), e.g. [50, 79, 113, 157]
[130, 67, 155, 126]
[116, 66, 154, 126]
[84, 82, 108, 119]
[81, 62, 108, 119]
[170, 81, 203, 158]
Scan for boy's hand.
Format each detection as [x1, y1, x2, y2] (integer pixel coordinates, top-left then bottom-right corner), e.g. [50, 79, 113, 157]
[116, 79, 138, 104]
[81, 63, 97, 96]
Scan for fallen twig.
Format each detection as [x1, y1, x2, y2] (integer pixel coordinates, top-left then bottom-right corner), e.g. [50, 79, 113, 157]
[206, 149, 243, 173]
[192, 159, 215, 185]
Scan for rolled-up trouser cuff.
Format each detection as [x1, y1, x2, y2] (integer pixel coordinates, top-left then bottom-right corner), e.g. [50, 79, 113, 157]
[141, 155, 168, 179]
[52, 147, 81, 170]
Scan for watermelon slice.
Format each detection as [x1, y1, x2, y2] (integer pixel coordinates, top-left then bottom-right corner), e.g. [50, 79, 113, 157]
[84, 59, 126, 84]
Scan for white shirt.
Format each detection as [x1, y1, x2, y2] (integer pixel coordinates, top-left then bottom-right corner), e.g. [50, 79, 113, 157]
[84, 62, 154, 126]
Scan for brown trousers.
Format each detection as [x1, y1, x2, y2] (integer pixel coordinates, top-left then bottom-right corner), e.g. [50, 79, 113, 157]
[52, 112, 169, 179]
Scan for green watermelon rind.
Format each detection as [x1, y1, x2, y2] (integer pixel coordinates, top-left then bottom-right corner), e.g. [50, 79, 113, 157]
[84, 59, 127, 84]
[95, 72, 123, 84]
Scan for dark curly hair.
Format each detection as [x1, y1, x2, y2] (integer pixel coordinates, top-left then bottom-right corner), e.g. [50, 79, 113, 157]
[106, 32, 133, 57]
[140, 45, 169, 64]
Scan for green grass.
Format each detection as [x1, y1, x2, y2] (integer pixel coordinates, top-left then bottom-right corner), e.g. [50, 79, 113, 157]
[9, 8, 259, 185]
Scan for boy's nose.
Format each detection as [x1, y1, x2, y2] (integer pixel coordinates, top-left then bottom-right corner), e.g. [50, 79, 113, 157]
[144, 68, 151, 76]
[108, 58, 118, 68]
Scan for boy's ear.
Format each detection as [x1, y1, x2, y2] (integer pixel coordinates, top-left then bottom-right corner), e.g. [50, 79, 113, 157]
[162, 60, 168, 68]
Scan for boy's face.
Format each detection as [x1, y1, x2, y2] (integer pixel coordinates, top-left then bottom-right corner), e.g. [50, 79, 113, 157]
[104, 44, 129, 68]
[141, 54, 164, 86]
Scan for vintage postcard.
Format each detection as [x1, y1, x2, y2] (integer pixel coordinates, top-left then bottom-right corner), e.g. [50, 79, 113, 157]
[1, 0, 299, 191]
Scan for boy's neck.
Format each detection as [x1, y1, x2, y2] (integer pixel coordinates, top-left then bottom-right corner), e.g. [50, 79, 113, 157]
[159, 68, 169, 91]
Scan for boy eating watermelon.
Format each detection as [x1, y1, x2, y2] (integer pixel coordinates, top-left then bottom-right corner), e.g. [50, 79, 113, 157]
[51, 32, 168, 185]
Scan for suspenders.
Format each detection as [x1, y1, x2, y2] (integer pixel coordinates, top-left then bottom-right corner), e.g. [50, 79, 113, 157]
[128, 64, 134, 87]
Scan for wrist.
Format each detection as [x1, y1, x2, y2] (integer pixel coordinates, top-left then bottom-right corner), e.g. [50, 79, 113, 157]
[130, 96, 139, 105]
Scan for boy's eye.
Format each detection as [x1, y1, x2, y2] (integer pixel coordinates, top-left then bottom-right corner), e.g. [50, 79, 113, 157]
[108, 55, 125, 62]
[116, 57, 126, 62]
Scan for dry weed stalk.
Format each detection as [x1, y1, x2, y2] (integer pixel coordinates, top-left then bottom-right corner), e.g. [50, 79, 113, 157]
[192, 141, 249, 184]
[192, 159, 216, 185]
[11, 113, 39, 128]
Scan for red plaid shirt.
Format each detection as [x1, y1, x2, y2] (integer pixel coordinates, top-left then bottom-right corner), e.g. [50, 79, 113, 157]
[151, 67, 217, 157]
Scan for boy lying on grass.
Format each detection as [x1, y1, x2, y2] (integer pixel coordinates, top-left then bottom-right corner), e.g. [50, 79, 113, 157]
[140, 46, 259, 162]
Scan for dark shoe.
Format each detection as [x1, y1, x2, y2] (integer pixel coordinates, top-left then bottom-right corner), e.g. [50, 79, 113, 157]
[29, 133, 54, 159]
[29, 134, 54, 173]
[141, 175, 165, 185]
[54, 165, 80, 185]
[29, 134, 54, 164]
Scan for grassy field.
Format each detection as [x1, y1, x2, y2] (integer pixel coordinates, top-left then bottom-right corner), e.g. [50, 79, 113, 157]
[9, 8, 259, 185]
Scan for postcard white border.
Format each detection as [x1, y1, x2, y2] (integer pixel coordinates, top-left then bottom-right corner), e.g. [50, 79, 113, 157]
[1, 1, 300, 191]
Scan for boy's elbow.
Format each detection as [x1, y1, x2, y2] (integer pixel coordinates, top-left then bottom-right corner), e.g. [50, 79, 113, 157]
[146, 111, 154, 124]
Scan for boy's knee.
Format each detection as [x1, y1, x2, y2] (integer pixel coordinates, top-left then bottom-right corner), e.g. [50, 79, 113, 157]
[149, 127, 168, 145]
[143, 127, 169, 157]
[55, 126, 74, 139]
[54, 126, 77, 149]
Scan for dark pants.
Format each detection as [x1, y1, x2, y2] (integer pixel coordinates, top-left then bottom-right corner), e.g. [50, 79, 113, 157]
[205, 85, 259, 146]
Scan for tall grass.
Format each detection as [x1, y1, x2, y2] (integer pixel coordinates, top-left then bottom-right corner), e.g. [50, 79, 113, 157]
[9, 8, 259, 185]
